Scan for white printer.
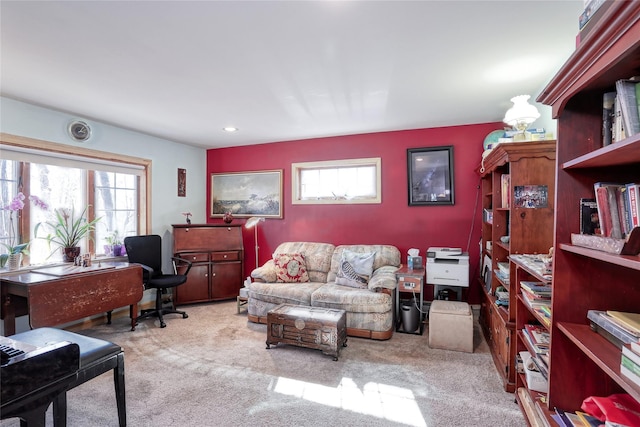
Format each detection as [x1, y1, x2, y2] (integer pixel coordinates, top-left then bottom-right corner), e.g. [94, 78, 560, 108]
[426, 247, 469, 300]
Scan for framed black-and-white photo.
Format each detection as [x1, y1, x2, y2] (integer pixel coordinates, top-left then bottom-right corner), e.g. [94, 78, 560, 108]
[210, 169, 283, 218]
[407, 146, 454, 206]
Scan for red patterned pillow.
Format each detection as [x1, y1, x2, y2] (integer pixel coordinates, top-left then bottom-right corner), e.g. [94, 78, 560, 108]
[273, 253, 310, 283]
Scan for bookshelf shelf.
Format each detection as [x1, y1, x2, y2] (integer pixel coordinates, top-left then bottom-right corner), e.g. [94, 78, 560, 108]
[562, 135, 640, 169]
[536, 2, 640, 417]
[558, 322, 640, 402]
[559, 243, 640, 271]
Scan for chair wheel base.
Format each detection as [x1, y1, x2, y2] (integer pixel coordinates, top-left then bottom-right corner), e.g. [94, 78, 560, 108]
[183, 313, 188, 319]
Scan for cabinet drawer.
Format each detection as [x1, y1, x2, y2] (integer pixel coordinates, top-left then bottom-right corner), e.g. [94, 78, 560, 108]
[211, 251, 240, 262]
[180, 252, 209, 263]
[397, 277, 422, 292]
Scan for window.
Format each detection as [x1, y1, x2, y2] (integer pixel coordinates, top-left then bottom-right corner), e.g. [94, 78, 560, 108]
[0, 134, 150, 267]
[292, 158, 381, 204]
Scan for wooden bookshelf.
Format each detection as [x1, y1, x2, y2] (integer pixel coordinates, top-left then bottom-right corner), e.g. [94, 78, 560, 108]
[478, 140, 556, 393]
[536, 1, 640, 416]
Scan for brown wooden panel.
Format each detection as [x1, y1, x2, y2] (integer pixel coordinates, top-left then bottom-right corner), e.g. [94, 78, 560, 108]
[173, 224, 243, 252]
[211, 251, 240, 262]
[174, 263, 210, 304]
[210, 261, 243, 300]
[27, 265, 142, 328]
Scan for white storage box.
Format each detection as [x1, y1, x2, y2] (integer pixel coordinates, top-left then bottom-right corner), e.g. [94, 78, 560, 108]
[520, 351, 548, 393]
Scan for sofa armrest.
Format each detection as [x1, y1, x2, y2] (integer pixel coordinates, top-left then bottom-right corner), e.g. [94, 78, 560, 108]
[368, 265, 399, 292]
[251, 259, 277, 283]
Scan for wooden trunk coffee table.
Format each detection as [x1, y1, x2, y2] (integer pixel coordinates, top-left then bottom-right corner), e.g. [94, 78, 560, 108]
[266, 304, 347, 361]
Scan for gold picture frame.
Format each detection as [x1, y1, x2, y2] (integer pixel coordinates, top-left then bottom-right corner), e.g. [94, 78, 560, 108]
[210, 169, 283, 218]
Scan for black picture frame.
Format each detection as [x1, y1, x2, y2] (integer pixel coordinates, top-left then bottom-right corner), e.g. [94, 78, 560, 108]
[407, 146, 454, 206]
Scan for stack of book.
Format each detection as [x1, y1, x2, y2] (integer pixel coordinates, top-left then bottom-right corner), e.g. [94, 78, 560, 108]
[621, 342, 640, 387]
[521, 281, 552, 327]
[602, 77, 640, 146]
[603, 310, 640, 387]
[593, 182, 640, 239]
[553, 407, 602, 427]
[588, 310, 640, 350]
[495, 262, 509, 284]
[522, 323, 550, 384]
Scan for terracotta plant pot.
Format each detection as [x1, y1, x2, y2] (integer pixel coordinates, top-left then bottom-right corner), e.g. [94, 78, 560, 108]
[63, 246, 81, 262]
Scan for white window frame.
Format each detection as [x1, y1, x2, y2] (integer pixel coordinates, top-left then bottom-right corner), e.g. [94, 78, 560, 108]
[292, 157, 382, 205]
[0, 133, 152, 264]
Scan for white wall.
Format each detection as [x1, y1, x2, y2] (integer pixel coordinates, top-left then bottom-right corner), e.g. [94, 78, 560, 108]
[0, 96, 208, 333]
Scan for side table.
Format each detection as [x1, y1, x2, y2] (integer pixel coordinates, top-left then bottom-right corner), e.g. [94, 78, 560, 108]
[395, 266, 426, 335]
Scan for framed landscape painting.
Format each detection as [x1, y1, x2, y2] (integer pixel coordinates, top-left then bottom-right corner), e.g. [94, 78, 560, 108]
[407, 146, 454, 206]
[210, 170, 283, 218]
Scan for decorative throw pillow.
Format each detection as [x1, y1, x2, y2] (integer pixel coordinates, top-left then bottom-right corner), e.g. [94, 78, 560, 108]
[273, 253, 310, 283]
[336, 250, 376, 289]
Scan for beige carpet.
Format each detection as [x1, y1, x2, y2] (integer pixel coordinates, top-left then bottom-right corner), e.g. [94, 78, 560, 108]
[1, 301, 524, 427]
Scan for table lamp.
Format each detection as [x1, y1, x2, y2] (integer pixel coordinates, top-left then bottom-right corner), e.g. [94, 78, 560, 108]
[503, 95, 540, 141]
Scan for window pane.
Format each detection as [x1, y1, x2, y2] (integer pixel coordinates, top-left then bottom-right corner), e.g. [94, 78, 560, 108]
[300, 165, 377, 200]
[29, 163, 84, 264]
[95, 170, 138, 252]
[0, 160, 19, 256]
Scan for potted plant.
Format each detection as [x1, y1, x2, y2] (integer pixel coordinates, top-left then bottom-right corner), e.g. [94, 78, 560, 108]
[1, 192, 48, 270]
[104, 230, 123, 256]
[35, 205, 101, 262]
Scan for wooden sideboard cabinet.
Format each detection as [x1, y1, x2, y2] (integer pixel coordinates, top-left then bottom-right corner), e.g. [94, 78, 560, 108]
[172, 224, 244, 305]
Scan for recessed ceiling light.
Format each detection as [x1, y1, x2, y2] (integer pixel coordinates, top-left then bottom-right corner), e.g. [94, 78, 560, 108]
[223, 127, 238, 132]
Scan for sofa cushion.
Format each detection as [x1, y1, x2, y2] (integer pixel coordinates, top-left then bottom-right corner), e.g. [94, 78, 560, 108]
[327, 245, 402, 282]
[270, 242, 335, 283]
[249, 281, 325, 306]
[311, 283, 392, 313]
[273, 253, 310, 283]
[335, 249, 375, 288]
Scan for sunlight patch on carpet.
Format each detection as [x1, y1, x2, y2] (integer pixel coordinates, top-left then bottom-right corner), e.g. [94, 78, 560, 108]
[272, 376, 427, 427]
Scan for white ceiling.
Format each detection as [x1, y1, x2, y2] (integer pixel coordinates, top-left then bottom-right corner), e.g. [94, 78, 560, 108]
[0, 1, 583, 149]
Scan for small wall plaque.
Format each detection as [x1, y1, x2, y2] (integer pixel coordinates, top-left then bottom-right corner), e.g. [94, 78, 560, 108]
[178, 168, 186, 197]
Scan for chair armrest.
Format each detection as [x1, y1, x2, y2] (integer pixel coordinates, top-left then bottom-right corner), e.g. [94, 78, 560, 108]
[251, 259, 276, 283]
[368, 265, 399, 292]
[172, 256, 193, 276]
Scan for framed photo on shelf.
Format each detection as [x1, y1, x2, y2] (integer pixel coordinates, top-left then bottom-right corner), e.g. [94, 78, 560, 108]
[407, 146, 454, 206]
[210, 169, 283, 218]
[513, 185, 548, 208]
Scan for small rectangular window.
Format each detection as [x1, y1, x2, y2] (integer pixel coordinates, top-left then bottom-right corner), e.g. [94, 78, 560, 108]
[292, 158, 381, 204]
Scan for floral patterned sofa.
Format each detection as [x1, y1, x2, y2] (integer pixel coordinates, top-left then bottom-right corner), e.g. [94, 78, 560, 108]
[247, 242, 401, 340]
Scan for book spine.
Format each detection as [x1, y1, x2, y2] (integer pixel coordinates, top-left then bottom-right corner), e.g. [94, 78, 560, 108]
[580, 198, 600, 235]
[595, 185, 613, 237]
[602, 92, 615, 146]
[622, 344, 640, 366]
[615, 79, 640, 137]
[617, 186, 631, 237]
[621, 365, 640, 388]
[614, 95, 626, 143]
[629, 184, 639, 227]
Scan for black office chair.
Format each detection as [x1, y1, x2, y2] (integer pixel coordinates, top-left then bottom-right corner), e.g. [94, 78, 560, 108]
[124, 235, 192, 328]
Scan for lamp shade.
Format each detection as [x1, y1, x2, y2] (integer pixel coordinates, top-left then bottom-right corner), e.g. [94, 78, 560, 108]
[245, 217, 265, 229]
[503, 95, 540, 128]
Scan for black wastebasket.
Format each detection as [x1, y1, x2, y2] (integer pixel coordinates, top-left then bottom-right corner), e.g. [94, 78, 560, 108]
[401, 299, 420, 332]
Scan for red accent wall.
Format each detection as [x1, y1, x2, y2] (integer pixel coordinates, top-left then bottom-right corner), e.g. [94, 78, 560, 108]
[206, 123, 501, 304]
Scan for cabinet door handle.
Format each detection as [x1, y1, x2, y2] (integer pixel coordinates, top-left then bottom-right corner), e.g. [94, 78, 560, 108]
[223, 254, 227, 258]
[192, 256, 197, 260]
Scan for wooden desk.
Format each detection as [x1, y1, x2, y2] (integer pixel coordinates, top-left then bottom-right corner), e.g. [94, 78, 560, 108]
[1, 262, 143, 335]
